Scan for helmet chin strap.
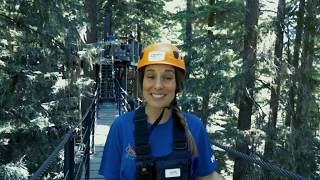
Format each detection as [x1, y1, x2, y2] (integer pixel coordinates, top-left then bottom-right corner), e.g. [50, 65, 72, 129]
[148, 96, 177, 135]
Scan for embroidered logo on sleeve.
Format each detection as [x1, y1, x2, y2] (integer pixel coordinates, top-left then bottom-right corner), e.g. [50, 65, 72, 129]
[148, 51, 165, 61]
[210, 154, 215, 163]
[125, 143, 136, 160]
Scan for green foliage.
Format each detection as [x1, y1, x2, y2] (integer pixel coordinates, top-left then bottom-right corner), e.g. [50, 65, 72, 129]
[311, 64, 320, 92]
[175, 0, 245, 126]
[98, 0, 169, 43]
[0, 0, 95, 177]
[0, 0, 319, 178]
[175, 0, 319, 178]
[0, 158, 29, 180]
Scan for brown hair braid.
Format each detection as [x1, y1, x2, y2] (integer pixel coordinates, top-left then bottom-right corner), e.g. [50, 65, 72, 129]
[172, 101, 198, 157]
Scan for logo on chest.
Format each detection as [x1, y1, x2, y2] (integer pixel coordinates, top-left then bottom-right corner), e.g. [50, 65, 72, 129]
[125, 143, 136, 160]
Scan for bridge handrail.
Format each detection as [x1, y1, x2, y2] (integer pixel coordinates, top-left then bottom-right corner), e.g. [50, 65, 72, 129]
[114, 78, 132, 114]
[30, 84, 100, 180]
[30, 130, 74, 179]
[77, 87, 99, 129]
[210, 140, 307, 180]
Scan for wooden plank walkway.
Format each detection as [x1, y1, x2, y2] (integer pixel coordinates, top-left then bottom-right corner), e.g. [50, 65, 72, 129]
[86, 102, 119, 179]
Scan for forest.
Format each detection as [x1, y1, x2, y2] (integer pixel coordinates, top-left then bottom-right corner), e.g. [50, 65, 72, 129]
[0, 0, 319, 179]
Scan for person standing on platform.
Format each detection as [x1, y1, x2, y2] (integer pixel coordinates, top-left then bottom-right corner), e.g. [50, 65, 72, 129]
[99, 43, 224, 180]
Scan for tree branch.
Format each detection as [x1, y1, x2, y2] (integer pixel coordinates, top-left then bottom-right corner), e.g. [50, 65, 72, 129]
[256, 78, 271, 89]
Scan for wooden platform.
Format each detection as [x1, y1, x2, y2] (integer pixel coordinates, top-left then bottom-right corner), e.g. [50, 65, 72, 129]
[86, 103, 119, 179]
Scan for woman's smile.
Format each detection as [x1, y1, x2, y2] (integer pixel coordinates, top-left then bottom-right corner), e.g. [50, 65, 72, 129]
[151, 93, 165, 99]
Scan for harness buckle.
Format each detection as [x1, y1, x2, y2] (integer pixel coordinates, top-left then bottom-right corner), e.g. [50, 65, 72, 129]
[173, 142, 188, 151]
[141, 167, 148, 175]
[136, 160, 154, 179]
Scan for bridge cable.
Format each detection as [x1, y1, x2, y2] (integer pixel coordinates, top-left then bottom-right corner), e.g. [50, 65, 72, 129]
[210, 140, 307, 180]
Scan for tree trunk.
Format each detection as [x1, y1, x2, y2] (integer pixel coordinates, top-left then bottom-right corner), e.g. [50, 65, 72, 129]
[285, 83, 295, 126]
[293, 0, 316, 176]
[185, 0, 193, 79]
[287, 0, 305, 128]
[233, 0, 259, 179]
[83, 0, 98, 116]
[290, 0, 306, 129]
[104, 2, 113, 38]
[207, 0, 215, 41]
[284, 23, 292, 126]
[201, 90, 210, 128]
[199, 0, 216, 128]
[137, 21, 141, 43]
[263, 0, 285, 178]
[85, 0, 98, 43]
[84, 0, 98, 79]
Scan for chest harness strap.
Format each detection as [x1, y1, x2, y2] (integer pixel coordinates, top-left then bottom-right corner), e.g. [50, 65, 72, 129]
[134, 106, 194, 180]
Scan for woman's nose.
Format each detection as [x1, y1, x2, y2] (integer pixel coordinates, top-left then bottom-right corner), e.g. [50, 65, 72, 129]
[154, 77, 163, 89]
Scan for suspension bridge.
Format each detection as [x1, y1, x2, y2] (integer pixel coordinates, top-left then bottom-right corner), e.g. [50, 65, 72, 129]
[29, 36, 307, 180]
[86, 103, 118, 179]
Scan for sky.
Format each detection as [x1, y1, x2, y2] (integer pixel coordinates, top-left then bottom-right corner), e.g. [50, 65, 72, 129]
[164, 0, 186, 12]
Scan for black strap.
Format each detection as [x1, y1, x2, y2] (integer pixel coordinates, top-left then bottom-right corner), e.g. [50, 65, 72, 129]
[134, 106, 188, 159]
[134, 106, 151, 160]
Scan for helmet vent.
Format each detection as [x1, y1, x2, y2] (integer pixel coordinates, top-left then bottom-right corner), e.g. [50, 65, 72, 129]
[173, 51, 179, 59]
[139, 52, 144, 59]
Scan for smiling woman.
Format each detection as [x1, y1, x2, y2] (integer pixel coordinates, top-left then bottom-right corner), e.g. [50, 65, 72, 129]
[99, 43, 224, 180]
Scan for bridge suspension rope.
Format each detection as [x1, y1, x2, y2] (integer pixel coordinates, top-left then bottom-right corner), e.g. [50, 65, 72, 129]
[211, 140, 307, 180]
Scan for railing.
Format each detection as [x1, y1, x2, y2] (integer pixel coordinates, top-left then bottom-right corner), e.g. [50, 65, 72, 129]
[114, 78, 143, 115]
[115, 78, 133, 115]
[210, 140, 307, 180]
[30, 85, 100, 180]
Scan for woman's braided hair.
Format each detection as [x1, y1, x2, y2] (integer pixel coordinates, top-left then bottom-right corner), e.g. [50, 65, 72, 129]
[137, 68, 198, 157]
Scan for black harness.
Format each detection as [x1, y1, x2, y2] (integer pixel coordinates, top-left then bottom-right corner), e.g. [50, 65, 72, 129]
[134, 106, 195, 180]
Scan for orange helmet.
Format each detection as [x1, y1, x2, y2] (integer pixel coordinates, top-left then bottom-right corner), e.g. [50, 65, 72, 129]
[137, 43, 186, 77]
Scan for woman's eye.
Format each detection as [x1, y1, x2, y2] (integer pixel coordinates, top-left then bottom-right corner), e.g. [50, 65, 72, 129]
[147, 76, 154, 79]
[164, 77, 173, 80]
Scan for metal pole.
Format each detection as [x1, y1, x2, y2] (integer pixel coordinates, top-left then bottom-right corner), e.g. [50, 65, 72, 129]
[85, 114, 91, 180]
[64, 134, 75, 180]
[91, 102, 96, 154]
[125, 65, 128, 95]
